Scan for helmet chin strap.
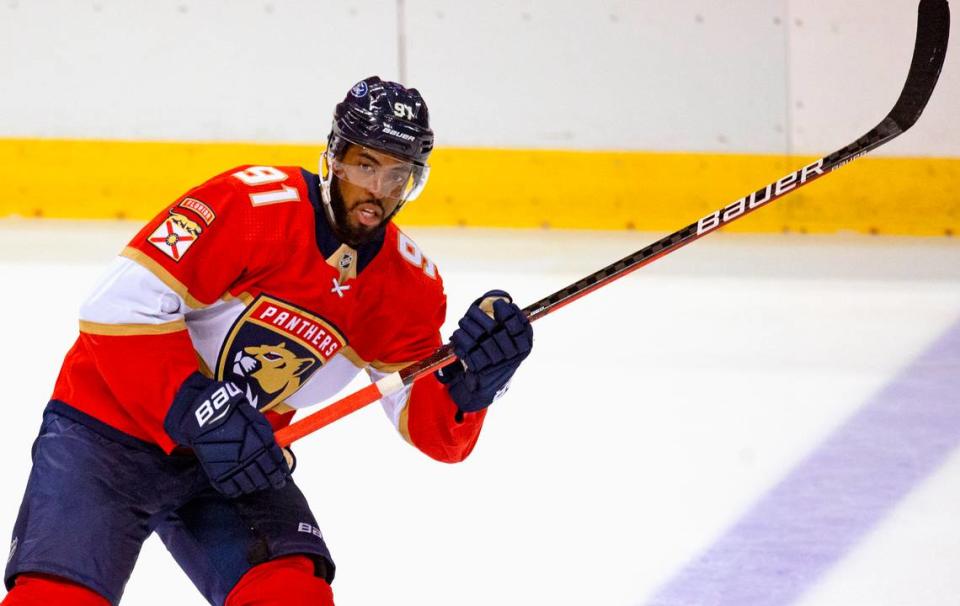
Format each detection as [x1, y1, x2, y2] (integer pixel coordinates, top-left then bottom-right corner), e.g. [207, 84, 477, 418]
[318, 149, 340, 233]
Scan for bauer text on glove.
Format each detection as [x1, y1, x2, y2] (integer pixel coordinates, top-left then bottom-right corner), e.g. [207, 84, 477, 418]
[164, 372, 290, 498]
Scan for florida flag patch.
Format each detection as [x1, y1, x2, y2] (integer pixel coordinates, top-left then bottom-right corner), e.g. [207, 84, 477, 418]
[147, 213, 203, 261]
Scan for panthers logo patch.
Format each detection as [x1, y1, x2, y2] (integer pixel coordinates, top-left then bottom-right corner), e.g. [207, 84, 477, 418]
[216, 295, 347, 411]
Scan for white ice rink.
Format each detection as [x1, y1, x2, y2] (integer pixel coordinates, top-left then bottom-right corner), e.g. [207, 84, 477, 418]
[1, 219, 959, 606]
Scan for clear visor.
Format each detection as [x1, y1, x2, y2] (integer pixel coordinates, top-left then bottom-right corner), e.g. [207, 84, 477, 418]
[328, 144, 430, 204]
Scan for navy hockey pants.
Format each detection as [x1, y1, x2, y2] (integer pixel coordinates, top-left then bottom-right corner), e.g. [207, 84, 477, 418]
[4, 402, 334, 606]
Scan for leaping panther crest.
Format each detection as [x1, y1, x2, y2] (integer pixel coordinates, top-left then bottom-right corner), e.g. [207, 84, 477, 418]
[232, 342, 315, 409]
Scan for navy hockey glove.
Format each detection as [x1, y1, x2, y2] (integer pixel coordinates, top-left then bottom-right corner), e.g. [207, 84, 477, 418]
[437, 290, 533, 413]
[165, 373, 290, 498]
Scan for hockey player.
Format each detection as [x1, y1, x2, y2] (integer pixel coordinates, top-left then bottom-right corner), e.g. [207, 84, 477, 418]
[2, 76, 533, 606]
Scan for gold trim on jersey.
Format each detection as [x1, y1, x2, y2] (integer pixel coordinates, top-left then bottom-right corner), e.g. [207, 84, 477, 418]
[196, 352, 214, 378]
[121, 247, 209, 309]
[398, 400, 413, 445]
[339, 346, 368, 369]
[325, 244, 359, 284]
[370, 359, 413, 373]
[223, 291, 255, 306]
[79, 319, 187, 336]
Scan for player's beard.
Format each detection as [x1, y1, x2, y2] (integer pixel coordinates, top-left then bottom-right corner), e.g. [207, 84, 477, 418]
[329, 177, 389, 247]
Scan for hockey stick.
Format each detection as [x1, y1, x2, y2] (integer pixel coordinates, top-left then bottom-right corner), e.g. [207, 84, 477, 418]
[275, 0, 949, 448]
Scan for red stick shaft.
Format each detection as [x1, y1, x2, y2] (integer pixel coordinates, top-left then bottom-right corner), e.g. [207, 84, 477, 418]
[275, 382, 384, 447]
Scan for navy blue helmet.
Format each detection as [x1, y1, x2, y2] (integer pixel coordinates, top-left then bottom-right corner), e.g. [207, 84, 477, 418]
[319, 77, 435, 231]
[328, 76, 434, 166]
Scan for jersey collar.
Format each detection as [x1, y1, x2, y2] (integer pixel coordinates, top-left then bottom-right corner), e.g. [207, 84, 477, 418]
[303, 169, 385, 275]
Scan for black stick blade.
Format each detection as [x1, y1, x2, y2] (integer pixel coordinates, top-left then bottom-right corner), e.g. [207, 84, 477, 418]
[889, 0, 951, 130]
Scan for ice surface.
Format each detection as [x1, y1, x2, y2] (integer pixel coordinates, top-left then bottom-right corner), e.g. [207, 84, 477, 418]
[1, 219, 959, 605]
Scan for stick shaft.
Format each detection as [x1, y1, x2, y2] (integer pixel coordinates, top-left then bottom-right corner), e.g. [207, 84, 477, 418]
[275, 0, 948, 446]
[276, 382, 384, 447]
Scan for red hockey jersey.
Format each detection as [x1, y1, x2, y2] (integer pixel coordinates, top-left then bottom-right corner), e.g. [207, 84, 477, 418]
[51, 165, 486, 463]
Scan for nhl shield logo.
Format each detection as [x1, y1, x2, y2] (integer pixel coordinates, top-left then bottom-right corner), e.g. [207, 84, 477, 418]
[216, 295, 347, 411]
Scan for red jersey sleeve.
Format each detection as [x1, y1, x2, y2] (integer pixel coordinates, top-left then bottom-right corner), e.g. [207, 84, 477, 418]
[124, 167, 258, 305]
[59, 166, 275, 451]
[370, 248, 487, 464]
